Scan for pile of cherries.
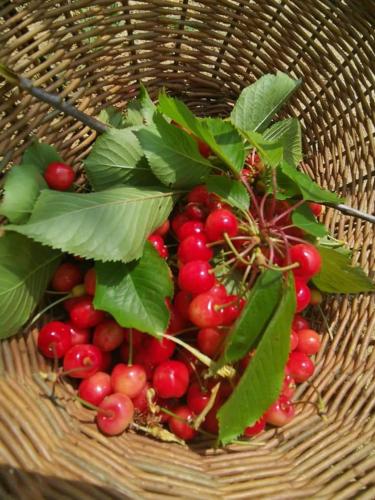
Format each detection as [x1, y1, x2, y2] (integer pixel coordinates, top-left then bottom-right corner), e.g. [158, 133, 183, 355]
[37, 155, 324, 442]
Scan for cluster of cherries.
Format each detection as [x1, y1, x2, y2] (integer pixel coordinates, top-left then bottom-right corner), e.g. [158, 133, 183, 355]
[37, 152, 324, 441]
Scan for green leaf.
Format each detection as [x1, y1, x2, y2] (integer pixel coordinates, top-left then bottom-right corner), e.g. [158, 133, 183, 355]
[292, 204, 328, 237]
[135, 113, 212, 189]
[215, 270, 282, 369]
[206, 175, 249, 211]
[214, 265, 244, 296]
[84, 128, 158, 190]
[94, 243, 173, 337]
[158, 93, 245, 174]
[263, 118, 302, 165]
[312, 246, 375, 293]
[280, 162, 343, 204]
[125, 84, 156, 126]
[7, 186, 176, 263]
[242, 130, 283, 167]
[230, 72, 302, 133]
[0, 233, 60, 339]
[98, 106, 127, 128]
[0, 164, 47, 223]
[218, 272, 296, 444]
[22, 140, 62, 172]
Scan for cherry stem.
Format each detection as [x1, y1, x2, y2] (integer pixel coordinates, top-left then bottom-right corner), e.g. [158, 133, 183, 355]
[259, 192, 270, 228]
[241, 176, 261, 217]
[74, 395, 114, 417]
[270, 199, 305, 226]
[263, 261, 299, 272]
[207, 236, 254, 248]
[27, 293, 72, 328]
[223, 233, 250, 265]
[193, 382, 220, 430]
[285, 235, 311, 245]
[128, 328, 133, 366]
[163, 333, 213, 368]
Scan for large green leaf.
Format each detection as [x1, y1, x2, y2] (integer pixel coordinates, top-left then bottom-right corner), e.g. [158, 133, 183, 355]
[22, 140, 62, 172]
[135, 113, 212, 189]
[7, 186, 176, 263]
[94, 243, 173, 337]
[158, 93, 245, 174]
[312, 246, 375, 293]
[84, 128, 158, 190]
[0, 164, 47, 223]
[218, 273, 296, 444]
[230, 72, 301, 133]
[280, 162, 343, 204]
[206, 175, 250, 211]
[215, 270, 282, 369]
[242, 130, 284, 167]
[0, 233, 60, 339]
[292, 204, 328, 237]
[98, 106, 127, 128]
[128, 83, 156, 126]
[263, 118, 302, 165]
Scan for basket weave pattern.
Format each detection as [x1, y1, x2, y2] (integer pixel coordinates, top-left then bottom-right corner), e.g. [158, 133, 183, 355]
[0, 1, 374, 498]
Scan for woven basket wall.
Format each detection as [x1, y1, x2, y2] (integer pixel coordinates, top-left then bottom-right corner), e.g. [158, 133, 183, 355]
[0, 1, 374, 498]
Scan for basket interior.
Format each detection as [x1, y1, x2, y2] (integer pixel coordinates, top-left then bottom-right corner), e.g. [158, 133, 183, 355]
[0, 1, 374, 498]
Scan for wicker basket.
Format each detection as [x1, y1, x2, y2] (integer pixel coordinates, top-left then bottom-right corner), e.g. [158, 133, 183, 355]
[1, 1, 374, 498]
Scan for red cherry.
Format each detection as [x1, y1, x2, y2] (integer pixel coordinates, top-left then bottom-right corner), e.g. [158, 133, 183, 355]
[309, 202, 323, 217]
[38, 321, 72, 358]
[96, 393, 134, 435]
[51, 262, 82, 292]
[290, 329, 299, 351]
[132, 381, 151, 413]
[65, 322, 91, 345]
[188, 292, 225, 328]
[187, 185, 209, 205]
[209, 283, 228, 298]
[84, 268, 96, 296]
[63, 344, 103, 378]
[294, 278, 311, 313]
[171, 213, 189, 234]
[187, 383, 210, 414]
[63, 296, 81, 312]
[142, 336, 176, 365]
[154, 219, 170, 236]
[264, 395, 295, 427]
[184, 203, 206, 220]
[169, 406, 197, 441]
[99, 350, 112, 372]
[173, 290, 193, 321]
[147, 234, 169, 259]
[281, 373, 296, 399]
[289, 243, 322, 279]
[296, 329, 321, 356]
[244, 417, 266, 437]
[153, 360, 189, 398]
[93, 320, 125, 352]
[287, 351, 315, 383]
[44, 161, 75, 191]
[202, 401, 221, 434]
[197, 327, 224, 358]
[176, 220, 205, 241]
[197, 139, 211, 158]
[133, 351, 155, 380]
[205, 209, 238, 242]
[158, 398, 179, 423]
[222, 295, 245, 325]
[292, 314, 310, 331]
[177, 234, 213, 263]
[69, 296, 105, 328]
[78, 371, 112, 406]
[111, 363, 147, 399]
[175, 350, 202, 377]
[178, 260, 215, 295]
[167, 306, 188, 335]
